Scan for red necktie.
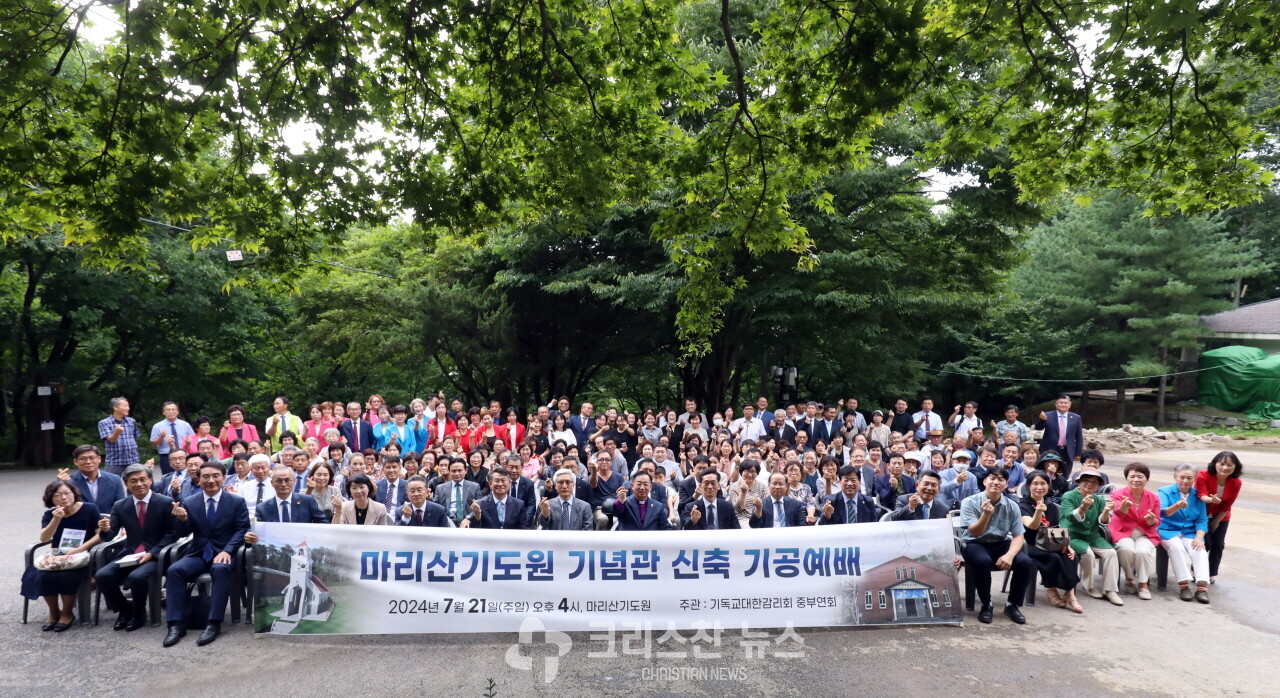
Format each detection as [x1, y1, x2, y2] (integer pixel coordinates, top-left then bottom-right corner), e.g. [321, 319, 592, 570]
[352, 420, 360, 450]
[135, 501, 147, 553]
[413, 509, 423, 525]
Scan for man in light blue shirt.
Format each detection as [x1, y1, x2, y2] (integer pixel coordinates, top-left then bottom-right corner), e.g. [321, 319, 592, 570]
[149, 401, 194, 475]
[959, 468, 1035, 624]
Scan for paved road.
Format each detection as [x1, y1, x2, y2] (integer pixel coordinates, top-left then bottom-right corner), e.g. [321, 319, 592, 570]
[2, 450, 1278, 698]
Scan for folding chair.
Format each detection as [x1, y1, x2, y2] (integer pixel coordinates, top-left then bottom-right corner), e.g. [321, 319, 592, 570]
[21, 540, 92, 626]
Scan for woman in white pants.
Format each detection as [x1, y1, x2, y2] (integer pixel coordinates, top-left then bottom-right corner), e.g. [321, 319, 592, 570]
[1107, 462, 1161, 599]
[1158, 464, 1212, 603]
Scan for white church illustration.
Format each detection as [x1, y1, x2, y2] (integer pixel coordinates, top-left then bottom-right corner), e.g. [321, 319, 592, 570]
[269, 541, 334, 633]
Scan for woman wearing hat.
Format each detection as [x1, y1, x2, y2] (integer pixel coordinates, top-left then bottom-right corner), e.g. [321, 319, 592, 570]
[1035, 451, 1070, 502]
[1060, 470, 1123, 605]
[867, 410, 892, 447]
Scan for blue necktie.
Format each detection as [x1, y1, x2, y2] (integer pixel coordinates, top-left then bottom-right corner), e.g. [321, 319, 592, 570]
[497, 499, 505, 526]
[706, 501, 716, 530]
[203, 498, 217, 560]
[561, 500, 570, 529]
[169, 422, 178, 452]
[281, 501, 291, 523]
[775, 500, 784, 527]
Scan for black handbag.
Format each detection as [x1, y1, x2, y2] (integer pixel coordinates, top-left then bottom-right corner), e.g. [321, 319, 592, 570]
[1036, 526, 1070, 553]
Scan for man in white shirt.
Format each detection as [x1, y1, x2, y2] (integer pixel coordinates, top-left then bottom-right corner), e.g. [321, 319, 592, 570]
[729, 403, 767, 444]
[236, 454, 273, 513]
[912, 397, 943, 441]
[950, 401, 982, 439]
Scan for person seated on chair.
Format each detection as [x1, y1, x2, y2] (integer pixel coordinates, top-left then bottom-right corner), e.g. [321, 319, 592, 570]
[889, 470, 948, 521]
[748, 472, 813, 527]
[397, 475, 451, 527]
[163, 460, 250, 648]
[1108, 462, 1161, 600]
[1019, 471, 1082, 613]
[462, 468, 532, 529]
[818, 466, 878, 525]
[1158, 463, 1211, 603]
[1060, 470, 1123, 606]
[875, 453, 916, 510]
[243, 467, 329, 546]
[539, 469, 595, 531]
[21, 481, 102, 632]
[959, 468, 1036, 624]
[682, 470, 740, 530]
[939, 450, 980, 509]
[333, 473, 389, 525]
[95, 464, 180, 631]
[608, 470, 671, 531]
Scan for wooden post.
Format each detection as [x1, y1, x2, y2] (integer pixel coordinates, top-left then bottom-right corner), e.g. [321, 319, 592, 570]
[1157, 347, 1168, 428]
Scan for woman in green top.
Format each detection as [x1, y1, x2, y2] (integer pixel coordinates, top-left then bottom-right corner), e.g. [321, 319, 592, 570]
[1059, 471, 1123, 606]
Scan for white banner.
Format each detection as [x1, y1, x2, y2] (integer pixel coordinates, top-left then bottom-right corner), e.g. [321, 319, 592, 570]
[250, 519, 962, 635]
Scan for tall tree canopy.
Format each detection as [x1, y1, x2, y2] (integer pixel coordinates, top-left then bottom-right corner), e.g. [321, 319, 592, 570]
[3, 0, 1278, 353]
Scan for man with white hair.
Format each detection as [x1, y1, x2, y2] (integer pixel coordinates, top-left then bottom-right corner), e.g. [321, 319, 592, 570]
[237, 454, 274, 511]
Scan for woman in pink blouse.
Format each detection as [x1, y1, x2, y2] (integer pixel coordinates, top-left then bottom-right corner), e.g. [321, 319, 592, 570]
[301, 404, 336, 443]
[181, 416, 216, 454]
[218, 404, 260, 458]
[1109, 462, 1162, 600]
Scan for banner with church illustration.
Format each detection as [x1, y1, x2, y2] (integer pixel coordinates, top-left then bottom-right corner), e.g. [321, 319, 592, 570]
[249, 519, 962, 635]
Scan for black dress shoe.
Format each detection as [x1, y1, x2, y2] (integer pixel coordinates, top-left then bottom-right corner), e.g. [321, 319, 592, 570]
[41, 621, 57, 632]
[125, 617, 147, 632]
[163, 625, 186, 647]
[196, 623, 221, 647]
[113, 614, 133, 631]
[52, 617, 74, 633]
[1003, 604, 1026, 624]
[978, 604, 994, 624]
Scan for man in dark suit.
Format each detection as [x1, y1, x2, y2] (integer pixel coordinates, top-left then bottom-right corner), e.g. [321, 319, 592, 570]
[875, 453, 917, 511]
[62, 444, 127, 514]
[889, 470, 949, 521]
[340, 401, 375, 453]
[396, 476, 452, 527]
[569, 402, 595, 449]
[375, 457, 408, 512]
[749, 473, 812, 528]
[1035, 394, 1084, 474]
[94, 464, 180, 631]
[254, 467, 329, 524]
[818, 466, 878, 525]
[501, 455, 537, 512]
[461, 468, 532, 529]
[676, 455, 716, 514]
[682, 470, 740, 530]
[539, 469, 594, 531]
[810, 405, 840, 445]
[608, 471, 670, 531]
[157, 450, 202, 501]
[164, 461, 250, 648]
[765, 411, 796, 446]
[434, 461, 481, 525]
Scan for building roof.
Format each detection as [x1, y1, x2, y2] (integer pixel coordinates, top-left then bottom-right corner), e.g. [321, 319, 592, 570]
[1201, 298, 1280, 336]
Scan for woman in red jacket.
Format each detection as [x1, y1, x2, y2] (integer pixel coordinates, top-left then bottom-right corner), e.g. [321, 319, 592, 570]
[1195, 451, 1244, 583]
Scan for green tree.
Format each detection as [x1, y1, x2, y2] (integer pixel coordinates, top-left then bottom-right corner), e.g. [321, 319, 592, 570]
[1017, 193, 1268, 423]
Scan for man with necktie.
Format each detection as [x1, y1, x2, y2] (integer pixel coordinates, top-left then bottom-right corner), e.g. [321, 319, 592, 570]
[60, 444, 127, 514]
[538, 469, 594, 530]
[1036, 394, 1084, 476]
[433, 460, 481, 526]
[461, 468, 532, 529]
[890, 470, 949, 521]
[911, 396, 942, 442]
[95, 464, 181, 631]
[340, 401, 374, 453]
[682, 471, 740, 530]
[164, 460, 250, 648]
[376, 457, 407, 512]
[396, 476, 451, 527]
[609, 471, 670, 531]
[149, 402, 194, 474]
[749, 473, 811, 528]
[818, 466, 878, 525]
[250, 467, 328, 525]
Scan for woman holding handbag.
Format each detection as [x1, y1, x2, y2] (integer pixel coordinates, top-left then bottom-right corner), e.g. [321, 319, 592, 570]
[1019, 471, 1082, 612]
[21, 482, 102, 631]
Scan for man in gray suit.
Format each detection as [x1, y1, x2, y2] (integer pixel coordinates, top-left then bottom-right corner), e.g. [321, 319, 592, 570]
[538, 468, 594, 531]
[433, 460, 480, 526]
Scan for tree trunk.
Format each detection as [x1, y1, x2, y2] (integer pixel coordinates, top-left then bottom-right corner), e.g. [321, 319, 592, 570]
[1156, 346, 1168, 428]
[1114, 382, 1126, 424]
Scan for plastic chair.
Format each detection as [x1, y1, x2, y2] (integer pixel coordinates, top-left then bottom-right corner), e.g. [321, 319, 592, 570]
[946, 510, 978, 611]
[878, 511, 894, 522]
[22, 540, 93, 626]
[1155, 544, 1169, 591]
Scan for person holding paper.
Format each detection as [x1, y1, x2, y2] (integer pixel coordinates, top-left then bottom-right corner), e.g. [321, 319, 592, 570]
[95, 464, 180, 631]
[21, 481, 102, 632]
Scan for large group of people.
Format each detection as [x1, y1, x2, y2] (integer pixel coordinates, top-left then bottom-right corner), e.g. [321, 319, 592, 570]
[22, 392, 1244, 643]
